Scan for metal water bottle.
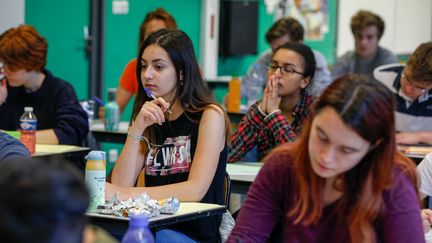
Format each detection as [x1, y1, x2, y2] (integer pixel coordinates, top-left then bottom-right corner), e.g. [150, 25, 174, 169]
[105, 88, 120, 131]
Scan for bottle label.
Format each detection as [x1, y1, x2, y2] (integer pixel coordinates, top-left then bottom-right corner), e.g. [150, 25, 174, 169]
[85, 170, 106, 211]
[20, 132, 36, 154]
[20, 119, 37, 131]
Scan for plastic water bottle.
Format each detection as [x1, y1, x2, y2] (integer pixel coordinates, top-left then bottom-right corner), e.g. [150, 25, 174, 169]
[105, 88, 120, 131]
[121, 215, 155, 243]
[85, 150, 106, 212]
[19, 106, 37, 154]
[228, 76, 241, 112]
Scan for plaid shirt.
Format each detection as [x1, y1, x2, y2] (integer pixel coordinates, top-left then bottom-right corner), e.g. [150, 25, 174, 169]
[228, 91, 313, 163]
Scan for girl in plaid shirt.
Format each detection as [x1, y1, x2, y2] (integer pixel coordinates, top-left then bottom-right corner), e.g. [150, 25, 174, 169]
[228, 42, 316, 163]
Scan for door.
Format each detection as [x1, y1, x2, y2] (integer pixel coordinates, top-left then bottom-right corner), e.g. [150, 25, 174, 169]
[25, 0, 90, 100]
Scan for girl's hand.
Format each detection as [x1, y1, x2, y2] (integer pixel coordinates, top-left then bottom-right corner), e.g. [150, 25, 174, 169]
[130, 97, 170, 133]
[105, 182, 118, 200]
[396, 132, 420, 145]
[0, 79, 7, 106]
[265, 75, 281, 114]
[421, 209, 432, 233]
[259, 85, 269, 114]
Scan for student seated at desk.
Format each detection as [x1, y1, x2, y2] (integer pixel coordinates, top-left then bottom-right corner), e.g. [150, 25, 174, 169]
[228, 42, 316, 163]
[240, 17, 331, 102]
[331, 10, 398, 81]
[107, 29, 229, 242]
[374, 42, 432, 145]
[228, 75, 424, 242]
[0, 25, 89, 146]
[0, 157, 117, 243]
[415, 153, 432, 233]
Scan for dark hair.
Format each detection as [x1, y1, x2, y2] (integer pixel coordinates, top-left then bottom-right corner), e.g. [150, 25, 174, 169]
[283, 74, 418, 242]
[0, 25, 47, 72]
[0, 158, 89, 243]
[265, 17, 304, 44]
[406, 42, 432, 84]
[351, 10, 385, 39]
[273, 42, 316, 80]
[137, 8, 177, 53]
[133, 29, 229, 148]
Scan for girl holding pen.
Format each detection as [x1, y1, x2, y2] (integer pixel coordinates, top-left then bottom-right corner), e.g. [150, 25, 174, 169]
[106, 29, 229, 242]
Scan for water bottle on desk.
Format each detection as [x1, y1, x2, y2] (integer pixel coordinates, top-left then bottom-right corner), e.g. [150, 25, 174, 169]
[105, 88, 120, 131]
[20, 106, 37, 154]
[85, 150, 106, 212]
[122, 215, 155, 243]
[228, 77, 241, 113]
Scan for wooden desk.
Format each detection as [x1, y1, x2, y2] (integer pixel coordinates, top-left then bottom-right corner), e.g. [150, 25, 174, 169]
[87, 202, 226, 237]
[399, 144, 432, 164]
[90, 119, 129, 144]
[33, 144, 90, 172]
[227, 162, 262, 195]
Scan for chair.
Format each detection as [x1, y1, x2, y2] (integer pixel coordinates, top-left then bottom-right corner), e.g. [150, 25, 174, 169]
[220, 171, 235, 242]
[224, 171, 231, 208]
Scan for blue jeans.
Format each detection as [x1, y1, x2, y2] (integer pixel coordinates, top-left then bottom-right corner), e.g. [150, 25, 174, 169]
[156, 229, 198, 243]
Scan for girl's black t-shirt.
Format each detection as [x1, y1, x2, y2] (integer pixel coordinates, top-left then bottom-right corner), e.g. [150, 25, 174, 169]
[144, 110, 227, 242]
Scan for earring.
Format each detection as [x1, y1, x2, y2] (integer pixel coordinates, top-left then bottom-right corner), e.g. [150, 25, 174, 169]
[180, 82, 184, 86]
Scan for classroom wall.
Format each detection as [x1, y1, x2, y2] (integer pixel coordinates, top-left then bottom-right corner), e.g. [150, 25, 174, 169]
[217, 0, 337, 77]
[20, 0, 432, 105]
[0, 0, 24, 34]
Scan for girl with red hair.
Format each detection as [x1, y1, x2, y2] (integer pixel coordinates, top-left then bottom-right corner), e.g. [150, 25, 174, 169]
[228, 75, 424, 242]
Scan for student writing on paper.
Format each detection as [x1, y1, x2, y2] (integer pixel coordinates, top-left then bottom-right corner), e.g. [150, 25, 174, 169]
[228, 75, 424, 242]
[374, 42, 432, 145]
[107, 29, 229, 242]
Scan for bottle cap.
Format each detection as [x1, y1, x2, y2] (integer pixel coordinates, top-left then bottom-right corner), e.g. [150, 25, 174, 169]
[129, 214, 149, 227]
[108, 88, 117, 94]
[108, 88, 117, 101]
[85, 150, 104, 160]
[24, 107, 33, 112]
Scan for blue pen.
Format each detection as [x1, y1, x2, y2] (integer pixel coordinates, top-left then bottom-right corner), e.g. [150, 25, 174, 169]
[144, 87, 172, 114]
[92, 95, 105, 106]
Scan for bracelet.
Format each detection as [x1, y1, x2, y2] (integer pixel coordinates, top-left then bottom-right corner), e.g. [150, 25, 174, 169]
[127, 132, 151, 150]
[127, 132, 147, 141]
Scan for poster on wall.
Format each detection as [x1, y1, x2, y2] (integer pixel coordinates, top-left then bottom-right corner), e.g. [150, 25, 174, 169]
[274, 0, 329, 41]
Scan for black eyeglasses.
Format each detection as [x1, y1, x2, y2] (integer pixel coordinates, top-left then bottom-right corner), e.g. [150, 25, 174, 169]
[267, 62, 305, 77]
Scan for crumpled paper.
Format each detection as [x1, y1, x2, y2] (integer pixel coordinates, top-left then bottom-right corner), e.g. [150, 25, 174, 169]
[97, 192, 180, 218]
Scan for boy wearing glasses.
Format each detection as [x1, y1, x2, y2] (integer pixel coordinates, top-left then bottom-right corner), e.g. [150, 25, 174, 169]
[374, 42, 432, 145]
